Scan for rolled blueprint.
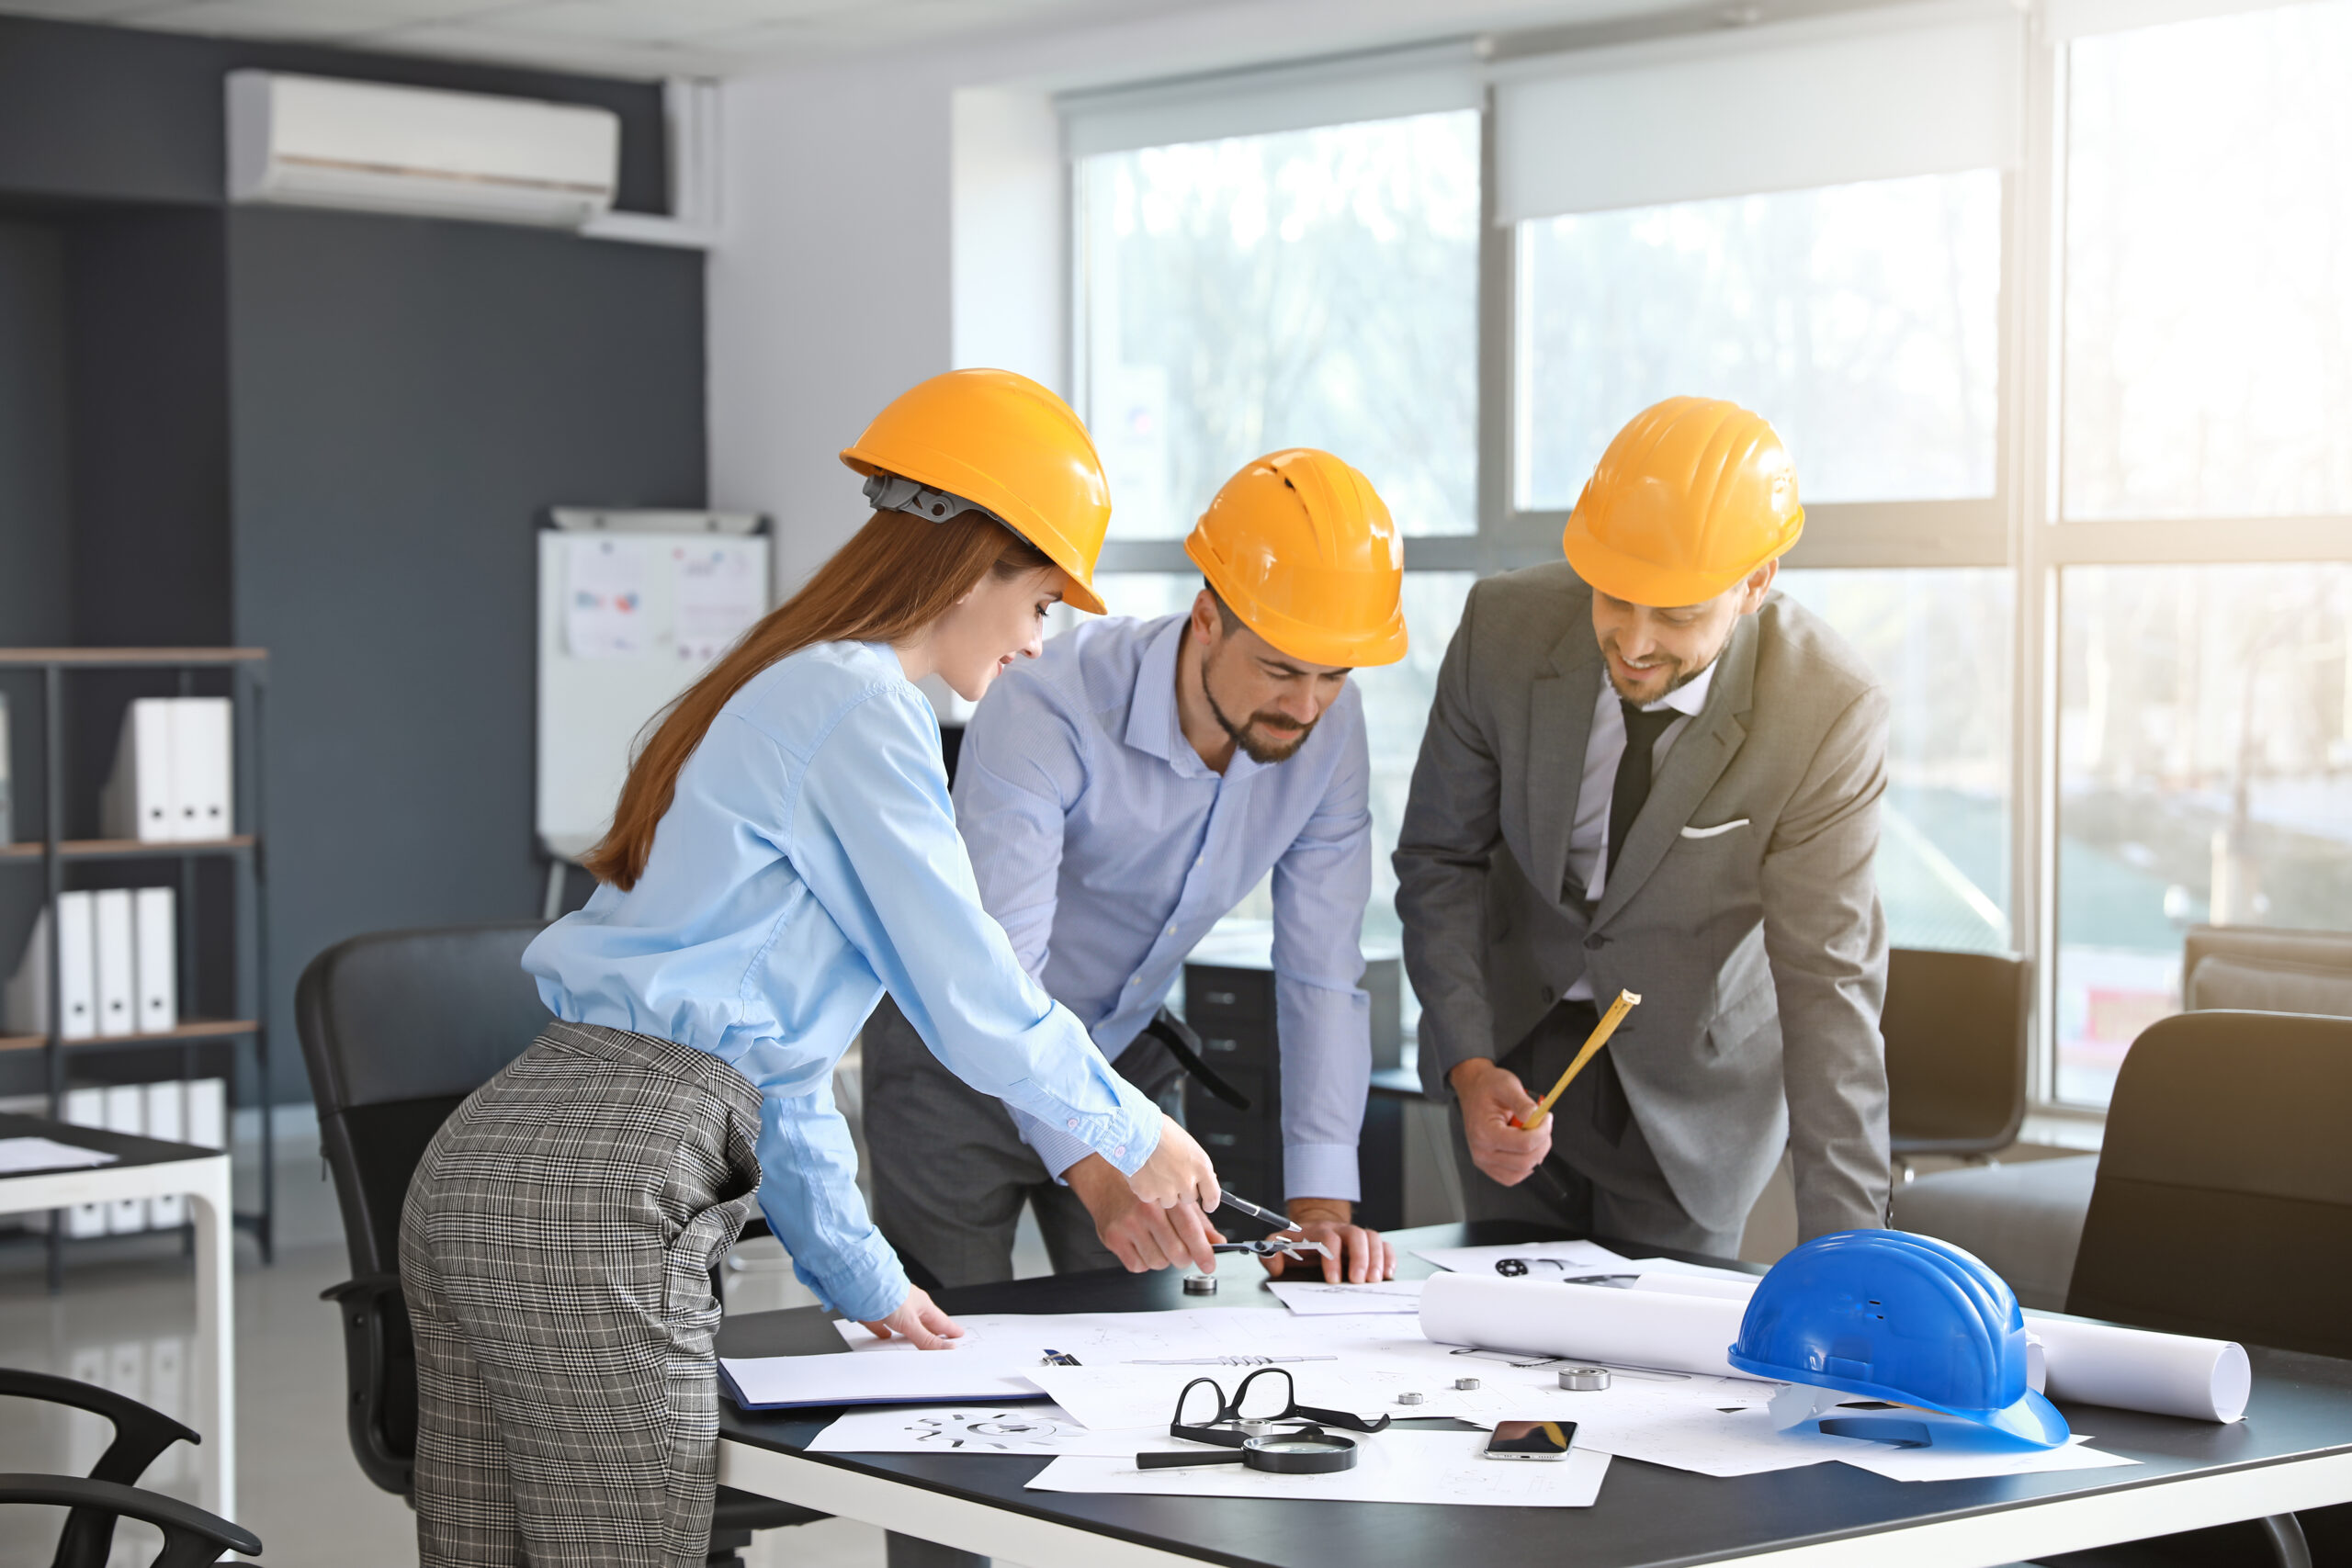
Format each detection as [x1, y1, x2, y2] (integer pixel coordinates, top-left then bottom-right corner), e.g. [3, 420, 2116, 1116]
[1419, 1271, 1749, 1378]
[2026, 1316, 2250, 1424]
[1617, 1269, 2249, 1423]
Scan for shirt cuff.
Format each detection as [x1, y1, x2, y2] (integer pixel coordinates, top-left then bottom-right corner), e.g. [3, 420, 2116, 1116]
[1012, 1111, 1097, 1183]
[1283, 1142, 1362, 1205]
[795, 1234, 910, 1325]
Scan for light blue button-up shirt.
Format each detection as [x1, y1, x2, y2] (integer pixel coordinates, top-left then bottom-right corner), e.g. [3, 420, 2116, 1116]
[954, 613, 1374, 1201]
[523, 640, 1159, 1322]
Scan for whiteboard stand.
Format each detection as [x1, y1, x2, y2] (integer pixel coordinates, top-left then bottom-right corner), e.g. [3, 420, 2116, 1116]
[537, 511, 770, 922]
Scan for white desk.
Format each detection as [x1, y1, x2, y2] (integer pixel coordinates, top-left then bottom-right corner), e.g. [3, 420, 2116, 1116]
[0, 1114, 238, 1522]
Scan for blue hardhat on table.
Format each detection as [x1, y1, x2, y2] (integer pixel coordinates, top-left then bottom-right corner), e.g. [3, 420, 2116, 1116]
[1728, 1229, 2070, 1448]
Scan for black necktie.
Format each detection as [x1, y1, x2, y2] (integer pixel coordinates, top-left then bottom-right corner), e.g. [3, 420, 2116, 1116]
[1608, 700, 1680, 882]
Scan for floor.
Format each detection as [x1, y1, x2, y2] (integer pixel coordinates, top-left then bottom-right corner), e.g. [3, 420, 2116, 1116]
[0, 1109, 1052, 1567]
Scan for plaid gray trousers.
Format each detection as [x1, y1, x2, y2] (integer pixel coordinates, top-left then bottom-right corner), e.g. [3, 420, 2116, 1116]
[401, 1020, 763, 1567]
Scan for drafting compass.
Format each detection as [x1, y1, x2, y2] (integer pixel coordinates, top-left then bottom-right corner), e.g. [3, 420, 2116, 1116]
[1210, 1190, 1333, 1265]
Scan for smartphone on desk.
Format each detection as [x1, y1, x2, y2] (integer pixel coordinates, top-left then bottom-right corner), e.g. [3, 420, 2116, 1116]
[1484, 1420, 1576, 1461]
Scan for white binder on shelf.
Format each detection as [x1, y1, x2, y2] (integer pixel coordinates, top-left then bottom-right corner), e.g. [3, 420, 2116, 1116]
[104, 1084, 146, 1233]
[63, 1087, 108, 1238]
[92, 890, 136, 1039]
[146, 1081, 187, 1227]
[170, 698, 232, 842]
[133, 887, 177, 1034]
[8, 894, 102, 1040]
[100, 700, 177, 843]
[187, 1077, 227, 1152]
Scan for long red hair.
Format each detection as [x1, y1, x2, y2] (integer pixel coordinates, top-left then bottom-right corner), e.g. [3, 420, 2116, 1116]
[582, 510, 1052, 890]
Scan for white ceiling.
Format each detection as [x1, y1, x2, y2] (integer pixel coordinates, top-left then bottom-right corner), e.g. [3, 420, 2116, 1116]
[0, 0, 1228, 79]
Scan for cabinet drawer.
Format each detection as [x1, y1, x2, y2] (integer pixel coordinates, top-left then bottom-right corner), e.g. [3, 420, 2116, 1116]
[1184, 964, 1275, 1025]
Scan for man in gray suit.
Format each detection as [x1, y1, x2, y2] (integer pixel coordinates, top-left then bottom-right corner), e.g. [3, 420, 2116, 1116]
[1395, 396, 1890, 1255]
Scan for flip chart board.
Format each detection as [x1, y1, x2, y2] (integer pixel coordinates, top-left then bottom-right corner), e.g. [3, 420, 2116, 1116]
[536, 513, 769, 856]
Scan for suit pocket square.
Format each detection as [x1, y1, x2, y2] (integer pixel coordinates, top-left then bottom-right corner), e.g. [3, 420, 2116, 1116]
[1680, 818, 1750, 840]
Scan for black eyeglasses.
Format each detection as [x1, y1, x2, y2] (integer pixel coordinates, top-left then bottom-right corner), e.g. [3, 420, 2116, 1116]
[1169, 1367, 1392, 1446]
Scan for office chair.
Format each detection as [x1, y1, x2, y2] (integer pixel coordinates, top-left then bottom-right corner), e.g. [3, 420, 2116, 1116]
[2032, 1010, 2352, 1568]
[1883, 947, 2030, 1179]
[0, 1368, 262, 1566]
[297, 920, 822, 1568]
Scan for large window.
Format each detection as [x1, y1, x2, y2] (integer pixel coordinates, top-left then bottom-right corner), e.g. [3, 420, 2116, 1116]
[1518, 173, 2002, 510]
[1069, 0, 2352, 1117]
[1080, 112, 1479, 539]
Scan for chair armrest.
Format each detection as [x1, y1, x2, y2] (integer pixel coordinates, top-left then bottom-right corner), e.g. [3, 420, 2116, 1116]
[0, 1367, 200, 1484]
[0, 1473, 261, 1567]
[322, 1274, 418, 1496]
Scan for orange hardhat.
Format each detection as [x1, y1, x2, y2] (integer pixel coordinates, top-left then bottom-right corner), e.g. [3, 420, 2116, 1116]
[1185, 449, 1408, 669]
[841, 368, 1111, 615]
[1561, 397, 1804, 608]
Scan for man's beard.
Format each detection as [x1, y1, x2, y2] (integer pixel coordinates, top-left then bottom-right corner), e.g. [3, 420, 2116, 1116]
[1204, 663, 1317, 764]
[1600, 637, 1714, 704]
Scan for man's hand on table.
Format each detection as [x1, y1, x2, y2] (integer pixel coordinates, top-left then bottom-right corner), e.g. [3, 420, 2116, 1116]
[1261, 1198, 1396, 1283]
[1451, 1057, 1553, 1187]
[1069, 1154, 1225, 1273]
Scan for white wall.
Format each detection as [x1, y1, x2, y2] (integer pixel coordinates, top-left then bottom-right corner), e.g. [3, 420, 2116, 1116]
[708, 0, 1636, 597]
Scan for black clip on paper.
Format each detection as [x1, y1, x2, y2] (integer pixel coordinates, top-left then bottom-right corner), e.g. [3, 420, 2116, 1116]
[1135, 1368, 1385, 1473]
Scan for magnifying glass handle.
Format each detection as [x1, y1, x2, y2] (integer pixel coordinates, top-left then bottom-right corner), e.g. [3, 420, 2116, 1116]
[1138, 1450, 1250, 1470]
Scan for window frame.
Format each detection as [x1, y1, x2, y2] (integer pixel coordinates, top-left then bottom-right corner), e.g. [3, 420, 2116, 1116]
[1067, 0, 2352, 1127]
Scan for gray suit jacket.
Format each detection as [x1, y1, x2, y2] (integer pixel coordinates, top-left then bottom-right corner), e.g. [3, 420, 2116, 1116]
[1395, 562, 1891, 1241]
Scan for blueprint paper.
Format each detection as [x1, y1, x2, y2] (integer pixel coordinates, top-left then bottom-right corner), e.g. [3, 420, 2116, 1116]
[1561, 1404, 1881, 1477]
[1409, 1238, 1633, 1276]
[1027, 1430, 1611, 1506]
[1265, 1279, 1425, 1314]
[1420, 1271, 1752, 1379]
[1822, 1421, 2142, 1483]
[808, 1403, 1151, 1457]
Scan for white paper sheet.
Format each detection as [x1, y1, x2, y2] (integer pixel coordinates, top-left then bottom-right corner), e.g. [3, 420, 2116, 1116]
[1265, 1279, 1425, 1315]
[1819, 1419, 2142, 1483]
[1027, 1430, 1611, 1507]
[808, 1403, 1150, 1456]
[671, 541, 764, 664]
[1409, 1238, 1633, 1277]
[0, 1137, 118, 1175]
[564, 537, 650, 659]
[1559, 1404, 1877, 1478]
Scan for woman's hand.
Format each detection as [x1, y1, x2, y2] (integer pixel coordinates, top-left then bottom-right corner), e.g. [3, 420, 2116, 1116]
[857, 1284, 965, 1350]
[1125, 1114, 1220, 1213]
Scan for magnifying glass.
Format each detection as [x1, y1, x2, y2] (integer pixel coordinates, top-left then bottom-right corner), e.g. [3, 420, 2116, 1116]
[1136, 1426, 1359, 1474]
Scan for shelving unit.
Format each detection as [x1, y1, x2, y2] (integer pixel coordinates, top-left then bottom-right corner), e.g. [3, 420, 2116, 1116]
[0, 647, 272, 1289]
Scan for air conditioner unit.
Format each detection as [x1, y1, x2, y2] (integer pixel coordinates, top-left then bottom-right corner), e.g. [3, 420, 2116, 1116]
[227, 71, 619, 229]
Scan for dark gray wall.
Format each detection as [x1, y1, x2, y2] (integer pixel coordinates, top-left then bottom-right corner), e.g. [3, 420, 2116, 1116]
[229, 208, 703, 1099]
[0, 221, 74, 989]
[0, 15, 706, 1102]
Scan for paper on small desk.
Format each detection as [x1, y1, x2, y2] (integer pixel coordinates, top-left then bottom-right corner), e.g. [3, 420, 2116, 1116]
[0, 1137, 119, 1175]
[1409, 1238, 1632, 1276]
[1564, 1404, 1882, 1477]
[808, 1403, 1149, 1457]
[1027, 1430, 1611, 1507]
[1820, 1419, 2142, 1483]
[1265, 1279, 1425, 1315]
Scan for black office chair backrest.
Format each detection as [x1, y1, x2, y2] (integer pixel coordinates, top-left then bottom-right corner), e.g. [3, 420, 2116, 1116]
[1882, 947, 2030, 1155]
[2066, 1009, 2352, 1357]
[296, 921, 550, 1281]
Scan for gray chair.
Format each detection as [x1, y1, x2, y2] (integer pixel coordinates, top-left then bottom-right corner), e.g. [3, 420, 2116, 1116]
[297, 920, 820, 1568]
[2182, 925, 2352, 1018]
[2032, 1010, 2352, 1568]
[1884, 947, 2031, 1174]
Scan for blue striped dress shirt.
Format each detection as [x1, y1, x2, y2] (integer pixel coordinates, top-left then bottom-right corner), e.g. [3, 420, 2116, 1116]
[953, 613, 1374, 1201]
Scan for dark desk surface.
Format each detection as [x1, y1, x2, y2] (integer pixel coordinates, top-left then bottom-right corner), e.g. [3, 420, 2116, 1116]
[718, 1221, 2352, 1568]
[0, 1111, 221, 1173]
